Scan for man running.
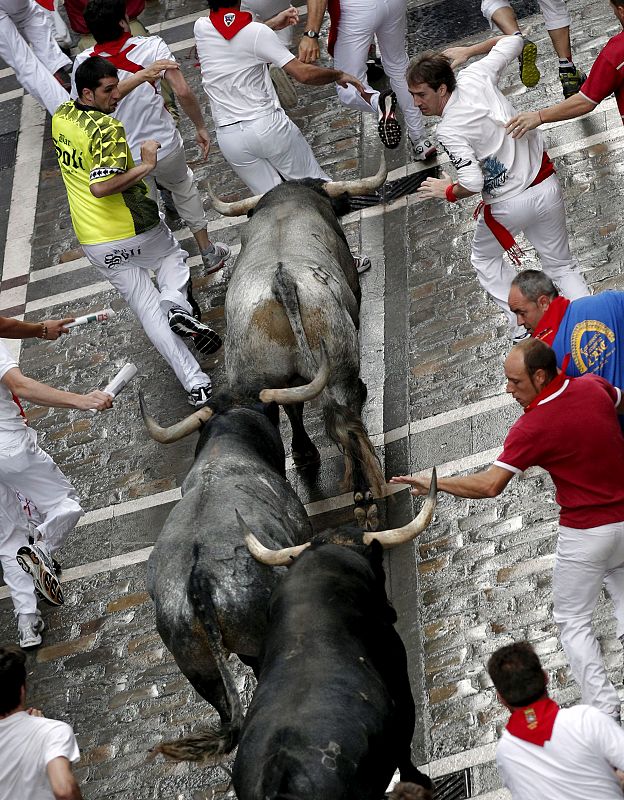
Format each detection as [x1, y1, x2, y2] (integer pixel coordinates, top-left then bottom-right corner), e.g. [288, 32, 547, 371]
[409, 35, 588, 339]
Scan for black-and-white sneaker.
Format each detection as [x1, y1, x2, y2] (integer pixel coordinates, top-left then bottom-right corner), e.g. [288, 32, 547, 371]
[201, 243, 230, 275]
[377, 89, 402, 149]
[353, 255, 371, 274]
[410, 137, 437, 162]
[187, 383, 212, 408]
[18, 612, 45, 649]
[17, 544, 64, 606]
[168, 307, 223, 356]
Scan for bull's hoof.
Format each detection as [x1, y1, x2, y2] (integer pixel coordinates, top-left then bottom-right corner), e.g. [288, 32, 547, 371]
[365, 503, 379, 532]
[292, 448, 321, 468]
[354, 505, 367, 529]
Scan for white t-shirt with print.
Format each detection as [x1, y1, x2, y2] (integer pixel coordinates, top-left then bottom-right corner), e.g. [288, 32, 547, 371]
[72, 35, 183, 162]
[194, 16, 294, 126]
[436, 35, 545, 205]
[0, 339, 27, 436]
[0, 711, 80, 800]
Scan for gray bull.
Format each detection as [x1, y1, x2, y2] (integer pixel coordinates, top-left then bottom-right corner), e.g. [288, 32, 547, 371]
[210, 161, 387, 531]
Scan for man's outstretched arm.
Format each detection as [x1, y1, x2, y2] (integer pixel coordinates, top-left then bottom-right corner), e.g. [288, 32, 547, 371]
[390, 464, 514, 499]
[506, 93, 596, 138]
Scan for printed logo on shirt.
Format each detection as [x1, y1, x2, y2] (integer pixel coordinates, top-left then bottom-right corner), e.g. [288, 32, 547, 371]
[524, 707, 538, 730]
[482, 155, 508, 193]
[104, 246, 142, 267]
[438, 142, 472, 170]
[224, 12, 236, 25]
[571, 320, 616, 374]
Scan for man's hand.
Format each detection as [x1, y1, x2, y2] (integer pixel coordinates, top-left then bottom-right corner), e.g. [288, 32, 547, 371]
[388, 474, 431, 497]
[76, 391, 113, 412]
[139, 139, 161, 168]
[138, 59, 179, 84]
[26, 707, 45, 717]
[195, 127, 210, 160]
[298, 36, 320, 64]
[335, 72, 365, 95]
[442, 46, 471, 69]
[505, 110, 542, 139]
[43, 318, 73, 339]
[417, 170, 453, 200]
[270, 6, 299, 29]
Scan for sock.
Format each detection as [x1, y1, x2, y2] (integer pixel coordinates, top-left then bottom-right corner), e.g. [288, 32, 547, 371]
[558, 58, 575, 71]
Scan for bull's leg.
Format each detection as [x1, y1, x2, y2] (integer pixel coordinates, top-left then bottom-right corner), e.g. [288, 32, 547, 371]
[351, 439, 379, 532]
[284, 403, 320, 467]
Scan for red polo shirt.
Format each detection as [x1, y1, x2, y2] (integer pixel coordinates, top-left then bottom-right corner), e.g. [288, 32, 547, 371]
[495, 375, 624, 528]
[63, 0, 145, 35]
[580, 30, 624, 123]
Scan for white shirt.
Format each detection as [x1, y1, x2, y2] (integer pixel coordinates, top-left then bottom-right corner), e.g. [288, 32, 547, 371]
[72, 36, 183, 162]
[0, 340, 27, 436]
[0, 711, 80, 800]
[194, 15, 294, 126]
[497, 705, 624, 799]
[436, 35, 545, 205]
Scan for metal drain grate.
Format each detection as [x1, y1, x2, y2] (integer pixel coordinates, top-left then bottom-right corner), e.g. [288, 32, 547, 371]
[434, 767, 472, 799]
[348, 165, 439, 210]
[0, 131, 18, 171]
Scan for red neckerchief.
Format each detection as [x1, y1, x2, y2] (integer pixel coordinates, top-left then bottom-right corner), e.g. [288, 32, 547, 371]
[92, 33, 144, 74]
[532, 296, 571, 346]
[34, 0, 55, 10]
[524, 354, 571, 413]
[474, 153, 556, 267]
[327, 0, 340, 56]
[209, 8, 253, 39]
[506, 696, 560, 746]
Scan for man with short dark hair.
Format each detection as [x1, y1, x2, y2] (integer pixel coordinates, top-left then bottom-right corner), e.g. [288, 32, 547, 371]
[489, 641, 624, 799]
[0, 646, 82, 799]
[53, 56, 222, 408]
[409, 36, 589, 341]
[391, 338, 624, 720]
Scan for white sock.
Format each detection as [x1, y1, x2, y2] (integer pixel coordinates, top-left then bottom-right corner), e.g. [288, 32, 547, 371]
[558, 58, 575, 70]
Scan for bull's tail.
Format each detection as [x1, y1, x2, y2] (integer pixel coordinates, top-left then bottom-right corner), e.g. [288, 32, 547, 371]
[152, 547, 244, 762]
[324, 402, 384, 498]
[272, 263, 320, 376]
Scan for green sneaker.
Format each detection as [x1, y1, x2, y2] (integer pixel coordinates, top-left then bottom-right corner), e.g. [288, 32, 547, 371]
[559, 68, 587, 99]
[519, 39, 540, 88]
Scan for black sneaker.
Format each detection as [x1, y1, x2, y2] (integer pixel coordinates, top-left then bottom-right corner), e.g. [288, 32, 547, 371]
[559, 67, 587, 98]
[168, 307, 223, 355]
[187, 383, 212, 408]
[16, 544, 64, 606]
[377, 90, 402, 149]
[518, 39, 540, 88]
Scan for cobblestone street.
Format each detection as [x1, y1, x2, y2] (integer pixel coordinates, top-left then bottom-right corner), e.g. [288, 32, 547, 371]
[1, 0, 624, 797]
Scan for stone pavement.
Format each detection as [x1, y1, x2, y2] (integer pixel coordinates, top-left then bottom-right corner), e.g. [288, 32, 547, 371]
[1, 0, 624, 797]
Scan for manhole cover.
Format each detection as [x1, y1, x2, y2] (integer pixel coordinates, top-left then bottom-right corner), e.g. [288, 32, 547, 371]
[0, 131, 18, 171]
[434, 767, 472, 799]
[348, 165, 439, 210]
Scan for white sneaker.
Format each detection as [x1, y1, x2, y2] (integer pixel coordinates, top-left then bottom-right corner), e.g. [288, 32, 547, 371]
[410, 137, 436, 161]
[18, 612, 44, 649]
[201, 243, 230, 275]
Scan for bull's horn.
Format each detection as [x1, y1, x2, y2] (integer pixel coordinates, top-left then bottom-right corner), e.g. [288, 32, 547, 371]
[237, 511, 311, 566]
[139, 390, 213, 444]
[259, 339, 330, 405]
[206, 181, 262, 217]
[323, 154, 387, 198]
[364, 468, 437, 548]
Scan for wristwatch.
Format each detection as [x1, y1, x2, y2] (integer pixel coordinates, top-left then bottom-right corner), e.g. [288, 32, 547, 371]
[303, 30, 320, 38]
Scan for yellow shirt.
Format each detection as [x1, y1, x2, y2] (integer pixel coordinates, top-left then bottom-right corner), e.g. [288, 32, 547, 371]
[52, 101, 160, 245]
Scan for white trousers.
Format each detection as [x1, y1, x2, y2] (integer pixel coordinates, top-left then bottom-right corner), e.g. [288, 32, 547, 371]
[83, 222, 210, 393]
[481, 0, 571, 32]
[0, 485, 40, 616]
[142, 144, 207, 234]
[216, 109, 330, 195]
[332, 0, 425, 141]
[470, 175, 588, 330]
[553, 521, 624, 718]
[0, 0, 70, 115]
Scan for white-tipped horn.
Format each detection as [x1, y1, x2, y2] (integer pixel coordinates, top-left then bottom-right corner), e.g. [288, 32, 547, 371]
[139, 390, 213, 444]
[206, 181, 262, 217]
[259, 339, 330, 405]
[237, 511, 311, 566]
[364, 468, 438, 548]
[323, 153, 387, 197]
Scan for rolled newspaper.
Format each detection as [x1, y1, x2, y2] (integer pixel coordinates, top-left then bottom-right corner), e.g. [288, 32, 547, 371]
[89, 363, 137, 414]
[66, 308, 116, 328]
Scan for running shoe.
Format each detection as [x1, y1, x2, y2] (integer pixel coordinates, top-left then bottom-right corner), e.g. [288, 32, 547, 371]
[187, 383, 212, 408]
[18, 612, 45, 650]
[559, 67, 587, 98]
[168, 307, 223, 356]
[269, 65, 298, 109]
[410, 137, 436, 162]
[354, 255, 371, 274]
[16, 544, 64, 606]
[518, 39, 540, 88]
[201, 243, 230, 275]
[377, 89, 402, 149]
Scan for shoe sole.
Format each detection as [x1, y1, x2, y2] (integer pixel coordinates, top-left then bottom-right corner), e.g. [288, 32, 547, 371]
[519, 42, 540, 88]
[169, 315, 223, 355]
[203, 257, 227, 276]
[17, 550, 64, 606]
[378, 93, 401, 150]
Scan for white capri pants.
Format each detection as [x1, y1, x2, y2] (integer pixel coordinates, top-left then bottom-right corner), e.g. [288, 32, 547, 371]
[83, 222, 211, 393]
[216, 108, 330, 195]
[470, 175, 588, 331]
[142, 143, 207, 234]
[481, 0, 571, 32]
[553, 521, 624, 719]
[0, 0, 70, 115]
[0, 485, 41, 616]
[332, 0, 425, 142]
